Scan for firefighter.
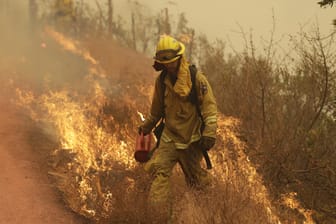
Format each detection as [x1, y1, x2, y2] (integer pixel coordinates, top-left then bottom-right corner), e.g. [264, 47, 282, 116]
[53, 0, 76, 32]
[54, 0, 74, 19]
[139, 35, 217, 220]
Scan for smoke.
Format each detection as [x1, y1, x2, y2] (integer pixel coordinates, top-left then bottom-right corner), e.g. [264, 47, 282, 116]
[0, 1, 89, 93]
[1, 1, 36, 63]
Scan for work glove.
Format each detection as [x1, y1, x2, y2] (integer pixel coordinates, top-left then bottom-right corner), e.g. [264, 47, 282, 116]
[199, 136, 216, 151]
[138, 125, 151, 135]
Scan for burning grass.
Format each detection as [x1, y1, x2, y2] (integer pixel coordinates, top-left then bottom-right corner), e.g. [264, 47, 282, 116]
[15, 83, 282, 223]
[11, 28, 314, 223]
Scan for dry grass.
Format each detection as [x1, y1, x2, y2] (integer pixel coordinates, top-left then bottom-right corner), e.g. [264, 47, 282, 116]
[12, 29, 320, 224]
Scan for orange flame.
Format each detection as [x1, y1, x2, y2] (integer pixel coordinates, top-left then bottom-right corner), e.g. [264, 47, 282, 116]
[282, 192, 314, 224]
[137, 111, 145, 122]
[12, 29, 315, 223]
[45, 27, 98, 66]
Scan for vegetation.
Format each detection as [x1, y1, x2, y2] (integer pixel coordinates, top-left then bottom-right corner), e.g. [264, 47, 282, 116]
[206, 30, 336, 223]
[3, 0, 336, 223]
[318, 0, 336, 7]
[318, 0, 336, 26]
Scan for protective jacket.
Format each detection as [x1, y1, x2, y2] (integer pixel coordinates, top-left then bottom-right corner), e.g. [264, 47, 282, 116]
[143, 61, 217, 149]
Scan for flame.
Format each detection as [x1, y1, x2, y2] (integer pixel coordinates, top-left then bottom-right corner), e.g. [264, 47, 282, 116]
[179, 33, 192, 44]
[212, 115, 281, 223]
[15, 80, 314, 223]
[213, 116, 315, 223]
[44, 27, 104, 77]
[137, 111, 145, 122]
[15, 71, 136, 218]
[282, 192, 314, 224]
[11, 29, 316, 223]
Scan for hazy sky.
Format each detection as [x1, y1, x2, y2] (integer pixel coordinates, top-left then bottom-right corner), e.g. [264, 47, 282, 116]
[4, 0, 334, 51]
[113, 0, 335, 48]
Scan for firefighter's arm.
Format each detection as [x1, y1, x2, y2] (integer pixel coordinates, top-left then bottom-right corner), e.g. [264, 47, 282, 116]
[141, 77, 164, 134]
[197, 73, 217, 139]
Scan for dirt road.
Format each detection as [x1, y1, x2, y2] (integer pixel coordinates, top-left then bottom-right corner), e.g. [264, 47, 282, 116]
[0, 92, 87, 224]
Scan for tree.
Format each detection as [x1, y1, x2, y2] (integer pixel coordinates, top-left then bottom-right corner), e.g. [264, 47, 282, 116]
[176, 13, 195, 61]
[127, 1, 157, 53]
[317, 0, 335, 7]
[156, 8, 171, 35]
[107, 0, 113, 34]
[317, 0, 336, 26]
[29, 0, 38, 27]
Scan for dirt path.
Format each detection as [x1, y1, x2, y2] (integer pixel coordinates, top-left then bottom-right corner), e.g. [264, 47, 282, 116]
[0, 93, 88, 224]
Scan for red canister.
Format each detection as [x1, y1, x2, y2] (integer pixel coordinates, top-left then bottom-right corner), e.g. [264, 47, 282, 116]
[134, 133, 152, 163]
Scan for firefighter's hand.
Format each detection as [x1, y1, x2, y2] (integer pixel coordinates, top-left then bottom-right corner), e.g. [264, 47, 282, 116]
[138, 125, 150, 135]
[199, 136, 216, 151]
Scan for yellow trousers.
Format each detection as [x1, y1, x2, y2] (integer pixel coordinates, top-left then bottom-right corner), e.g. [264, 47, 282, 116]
[145, 140, 211, 204]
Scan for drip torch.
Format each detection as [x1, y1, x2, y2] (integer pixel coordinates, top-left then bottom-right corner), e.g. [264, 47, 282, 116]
[134, 112, 152, 163]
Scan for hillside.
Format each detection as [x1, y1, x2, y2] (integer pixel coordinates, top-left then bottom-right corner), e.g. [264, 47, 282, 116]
[0, 55, 87, 224]
[2, 2, 336, 223]
[0, 24, 312, 223]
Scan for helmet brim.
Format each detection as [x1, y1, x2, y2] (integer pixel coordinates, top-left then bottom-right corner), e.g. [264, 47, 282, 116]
[154, 42, 185, 64]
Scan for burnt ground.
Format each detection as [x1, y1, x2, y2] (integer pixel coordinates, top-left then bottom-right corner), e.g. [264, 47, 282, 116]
[0, 67, 89, 224]
[0, 13, 93, 221]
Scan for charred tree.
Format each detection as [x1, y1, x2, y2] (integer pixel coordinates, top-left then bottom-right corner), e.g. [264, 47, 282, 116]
[29, 0, 38, 27]
[107, 0, 113, 34]
[164, 8, 171, 35]
[131, 13, 137, 50]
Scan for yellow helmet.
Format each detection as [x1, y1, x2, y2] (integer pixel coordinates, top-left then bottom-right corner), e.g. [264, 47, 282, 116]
[154, 35, 185, 64]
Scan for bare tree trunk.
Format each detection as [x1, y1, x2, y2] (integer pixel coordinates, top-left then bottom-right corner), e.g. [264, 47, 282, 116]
[188, 29, 195, 61]
[142, 38, 148, 53]
[76, 0, 84, 33]
[308, 38, 330, 131]
[260, 85, 266, 139]
[164, 8, 171, 35]
[107, 0, 113, 34]
[29, 0, 38, 28]
[131, 13, 136, 50]
[94, 0, 105, 35]
[156, 18, 161, 36]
